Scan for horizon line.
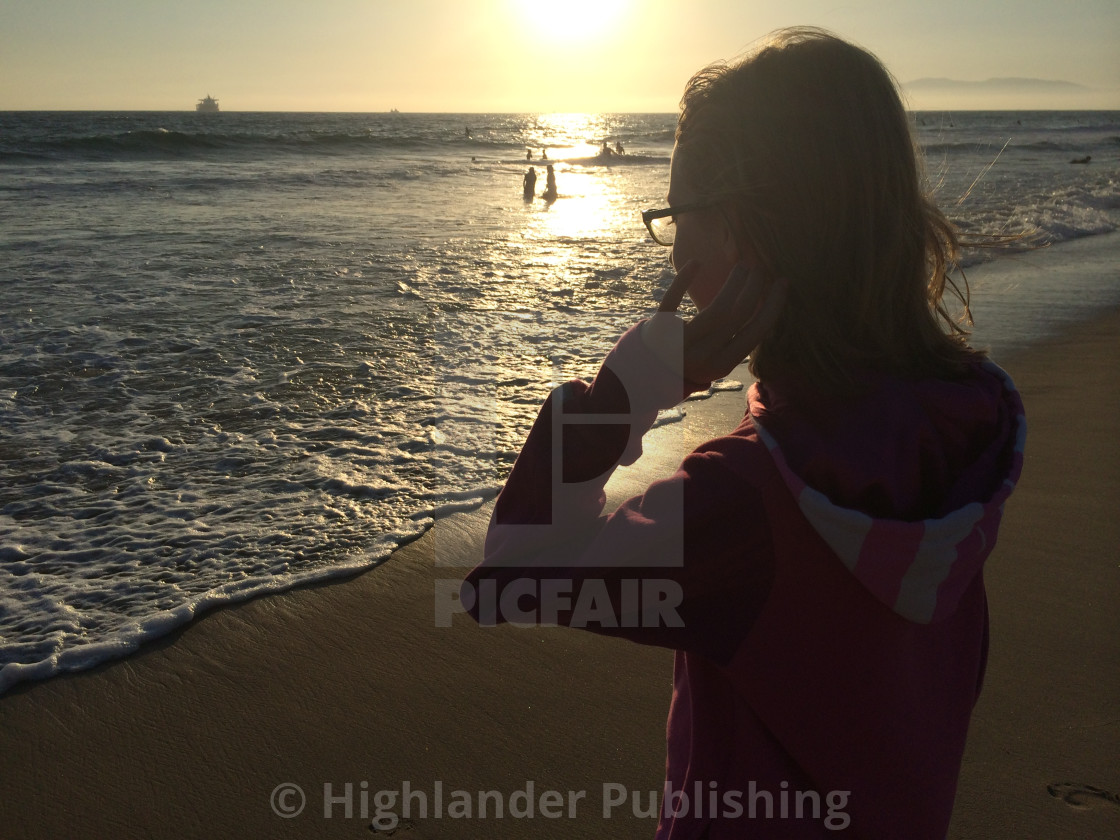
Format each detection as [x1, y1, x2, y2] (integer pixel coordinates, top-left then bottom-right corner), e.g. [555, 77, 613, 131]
[3, 106, 1120, 114]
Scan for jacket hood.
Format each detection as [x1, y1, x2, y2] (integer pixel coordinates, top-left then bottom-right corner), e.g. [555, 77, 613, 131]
[748, 361, 1026, 623]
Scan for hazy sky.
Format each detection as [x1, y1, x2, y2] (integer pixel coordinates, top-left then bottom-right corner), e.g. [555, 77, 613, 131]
[2, 0, 1118, 111]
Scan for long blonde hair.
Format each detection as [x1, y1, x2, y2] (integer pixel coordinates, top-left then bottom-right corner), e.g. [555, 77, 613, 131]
[675, 27, 981, 391]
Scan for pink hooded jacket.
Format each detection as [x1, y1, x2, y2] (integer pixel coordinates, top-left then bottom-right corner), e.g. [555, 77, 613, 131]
[464, 316, 1026, 838]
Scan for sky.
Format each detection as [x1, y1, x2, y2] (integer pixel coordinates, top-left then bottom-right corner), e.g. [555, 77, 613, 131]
[2, 0, 1118, 112]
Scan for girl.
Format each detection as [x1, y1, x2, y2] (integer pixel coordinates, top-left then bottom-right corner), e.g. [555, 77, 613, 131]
[464, 27, 1025, 839]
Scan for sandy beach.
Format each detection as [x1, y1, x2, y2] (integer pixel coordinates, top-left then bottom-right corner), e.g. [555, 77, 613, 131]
[2, 243, 1119, 838]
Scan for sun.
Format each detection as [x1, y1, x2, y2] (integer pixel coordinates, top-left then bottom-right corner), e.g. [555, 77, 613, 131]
[514, 0, 631, 46]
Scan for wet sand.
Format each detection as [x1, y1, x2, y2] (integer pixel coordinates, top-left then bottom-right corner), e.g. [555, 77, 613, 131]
[2, 294, 1118, 837]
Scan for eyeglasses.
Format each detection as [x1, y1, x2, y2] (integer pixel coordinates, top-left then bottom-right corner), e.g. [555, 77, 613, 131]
[641, 201, 716, 246]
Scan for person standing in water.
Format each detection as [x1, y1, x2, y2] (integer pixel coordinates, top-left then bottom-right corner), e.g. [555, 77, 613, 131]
[522, 166, 536, 200]
[542, 164, 557, 202]
[465, 27, 1025, 839]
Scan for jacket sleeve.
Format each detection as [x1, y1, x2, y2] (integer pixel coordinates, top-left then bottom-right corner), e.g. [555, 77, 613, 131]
[461, 317, 775, 663]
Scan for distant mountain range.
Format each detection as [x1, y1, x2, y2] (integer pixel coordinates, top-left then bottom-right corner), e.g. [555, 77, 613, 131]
[905, 77, 1090, 93]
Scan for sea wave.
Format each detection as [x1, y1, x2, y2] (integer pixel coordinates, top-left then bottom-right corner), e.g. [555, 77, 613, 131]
[6, 129, 460, 160]
[965, 181, 1120, 244]
[1, 128, 554, 163]
[921, 138, 1109, 156]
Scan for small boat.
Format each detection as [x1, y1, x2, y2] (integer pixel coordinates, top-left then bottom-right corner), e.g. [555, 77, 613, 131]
[196, 95, 220, 113]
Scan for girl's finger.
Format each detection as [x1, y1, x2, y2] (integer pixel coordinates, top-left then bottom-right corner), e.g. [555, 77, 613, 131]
[685, 263, 757, 350]
[710, 276, 789, 372]
[728, 268, 770, 325]
[686, 270, 786, 382]
[658, 260, 699, 313]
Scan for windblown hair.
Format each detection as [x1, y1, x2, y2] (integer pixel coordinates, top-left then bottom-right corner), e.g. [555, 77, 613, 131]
[675, 27, 982, 391]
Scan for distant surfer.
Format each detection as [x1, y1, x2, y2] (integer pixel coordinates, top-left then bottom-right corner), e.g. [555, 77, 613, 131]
[615, 141, 625, 155]
[523, 166, 537, 200]
[1070, 155, 1091, 165]
[527, 148, 533, 160]
[542, 165, 557, 202]
[465, 126, 472, 139]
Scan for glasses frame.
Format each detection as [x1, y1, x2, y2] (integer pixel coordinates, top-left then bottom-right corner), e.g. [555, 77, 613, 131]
[641, 201, 718, 246]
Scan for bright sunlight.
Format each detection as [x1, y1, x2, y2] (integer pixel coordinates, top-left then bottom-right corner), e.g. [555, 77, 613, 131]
[513, 0, 632, 46]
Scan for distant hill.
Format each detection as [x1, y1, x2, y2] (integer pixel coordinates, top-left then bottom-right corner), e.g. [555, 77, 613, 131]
[905, 77, 1090, 93]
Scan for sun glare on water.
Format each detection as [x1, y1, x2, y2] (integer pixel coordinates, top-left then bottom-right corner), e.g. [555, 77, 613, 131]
[515, 0, 631, 45]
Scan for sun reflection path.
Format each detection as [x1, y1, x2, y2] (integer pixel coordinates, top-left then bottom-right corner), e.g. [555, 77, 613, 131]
[531, 168, 624, 241]
[518, 114, 645, 244]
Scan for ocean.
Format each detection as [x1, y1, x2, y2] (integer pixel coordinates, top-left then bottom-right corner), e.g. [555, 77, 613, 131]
[1, 110, 1118, 693]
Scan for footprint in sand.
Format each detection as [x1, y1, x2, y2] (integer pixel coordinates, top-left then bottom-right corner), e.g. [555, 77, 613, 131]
[369, 818, 413, 835]
[369, 818, 433, 836]
[1047, 782, 1120, 809]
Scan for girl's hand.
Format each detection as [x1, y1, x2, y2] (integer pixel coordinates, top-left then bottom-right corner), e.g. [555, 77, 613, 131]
[658, 260, 787, 384]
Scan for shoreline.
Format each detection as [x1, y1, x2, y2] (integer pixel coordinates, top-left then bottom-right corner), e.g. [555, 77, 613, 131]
[2, 239, 1119, 838]
[1, 231, 1117, 700]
